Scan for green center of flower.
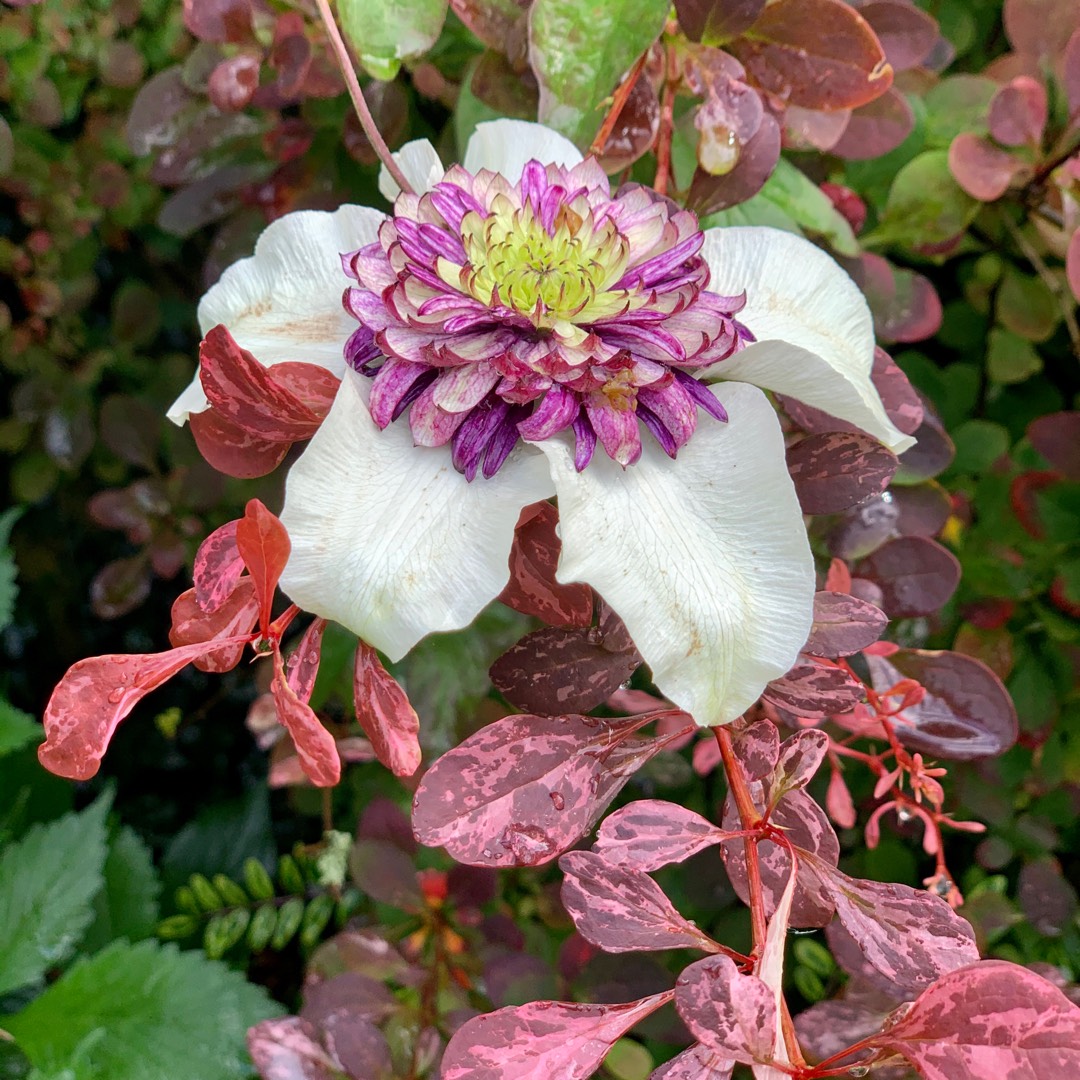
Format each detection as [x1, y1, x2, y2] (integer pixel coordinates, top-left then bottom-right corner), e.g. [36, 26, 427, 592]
[447, 193, 632, 330]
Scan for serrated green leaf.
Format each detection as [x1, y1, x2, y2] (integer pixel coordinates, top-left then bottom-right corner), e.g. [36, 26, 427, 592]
[0, 793, 111, 997]
[80, 826, 161, 954]
[272, 898, 305, 950]
[242, 857, 275, 901]
[0, 506, 23, 633]
[529, 0, 669, 145]
[0, 699, 38, 759]
[337, 0, 450, 80]
[4, 939, 281, 1080]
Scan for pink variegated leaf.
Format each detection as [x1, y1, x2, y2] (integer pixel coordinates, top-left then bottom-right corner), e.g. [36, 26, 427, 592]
[271, 651, 341, 788]
[268, 736, 375, 788]
[412, 712, 680, 869]
[675, 955, 775, 1065]
[235, 499, 291, 638]
[268, 361, 340, 420]
[804, 591, 888, 657]
[169, 579, 259, 673]
[650, 1044, 734, 1079]
[801, 854, 979, 993]
[866, 648, 1017, 760]
[39, 640, 245, 781]
[189, 406, 292, 480]
[247, 1016, 338, 1080]
[193, 519, 244, 613]
[771, 729, 830, 798]
[559, 851, 720, 954]
[787, 432, 899, 516]
[285, 618, 327, 704]
[826, 767, 857, 829]
[440, 992, 674, 1080]
[794, 993, 893, 1067]
[353, 641, 421, 777]
[988, 76, 1047, 146]
[753, 862, 797, 1080]
[593, 800, 731, 872]
[867, 961, 1080, 1077]
[722, 788, 838, 927]
[732, 719, 780, 780]
[761, 660, 865, 719]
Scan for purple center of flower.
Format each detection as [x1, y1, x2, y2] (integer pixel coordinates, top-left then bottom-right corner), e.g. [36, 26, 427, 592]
[341, 158, 752, 480]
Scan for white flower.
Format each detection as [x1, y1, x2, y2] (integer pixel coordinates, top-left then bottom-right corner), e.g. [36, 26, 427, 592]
[170, 120, 913, 727]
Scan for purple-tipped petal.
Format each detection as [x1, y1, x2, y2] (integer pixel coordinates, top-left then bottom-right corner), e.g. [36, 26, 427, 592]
[586, 399, 643, 467]
[573, 412, 597, 472]
[638, 378, 698, 449]
[432, 362, 500, 413]
[451, 394, 510, 480]
[482, 404, 531, 478]
[345, 325, 381, 373]
[409, 383, 468, 447]
[368, 358, 432, 427]
[637, 403, 679, 458]
[517, 384, 580, 440]
[674, 370, 729, 423]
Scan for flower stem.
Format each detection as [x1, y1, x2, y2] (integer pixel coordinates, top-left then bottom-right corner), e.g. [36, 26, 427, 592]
[313, 0, 415, 196]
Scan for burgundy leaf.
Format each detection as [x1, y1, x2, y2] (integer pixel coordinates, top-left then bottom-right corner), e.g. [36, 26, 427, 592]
[271, 653, 341, 788]
[490, 625, 641, 715]
[831, 88, 915, 160]
[169, 579, 260, 673]
[1018, 856, 1079, 937]
[772, 729, 830, 795]
[352, 642, 421, 777]
[675, 954, 775, 1064]
[948, 133, 1024, 201]
[866, 647, 1017, 760]
[596, 73, 660, 173]
[804, 591, 888, 657]
[866, 961, 1080, 1077]
[650, 1044, 734, 1079]
[247, 1016, 338, 1080]
[722, 788, 839, 927]
[440, 993, 674, 1080]
[855, 536, 960, 618]
[559, 851, 720, 954]
[498, 502, 593, 627]
[39, 640, 242, 781]
[856, 0, 938, 71]
[1028, 411, 1080, 480]
[872, 348, 924, 435]
[593, 800, 731, 872]
[687, 113, 780, 214]
[411, 712, 676, 868]
[349, 839, 424, 912]
[729, 0, 892, 111]
[988, 75, 1047, 146]
[300, 972, 398, 1027]
[857, 255, 943, 343]
[183, 0, 254, 43]
[189, 406, 291, 480]
[787, 431, 899, 515]
[674, 0, 765, 42]
[761, 660, 865, 719]
[286, 618, 327, 705]
[323, 1017, 393, 1080]
[193, 519, 244, 613]
[802, 854, 979, 993]
[831, 482, 952, 561]
[896, 409, 955, 482]
[208, 53, 261, 112]
[90, 556, 152, 620]
[235, 498, 291, 636]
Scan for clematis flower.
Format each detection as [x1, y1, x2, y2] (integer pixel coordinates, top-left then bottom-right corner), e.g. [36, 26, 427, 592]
[170, 120, 913, 727]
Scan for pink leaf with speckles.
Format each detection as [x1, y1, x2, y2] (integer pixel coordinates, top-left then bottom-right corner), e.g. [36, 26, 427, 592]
[39, 640, 247, 781]
[169, 579, 260, 673]
[193, 519, 244, 614]
[867, 961, 1080, 1077]
[593, 800, 732, 872]
[412, 712, 690, 868]
[650, 1044, 734, 1079]
[761, 660, 866, 719]
[247, 1017, 339, 1080]
[271, 649, 340, 788]
[353, 641, 421, 777]
[804, 591, 888, 657]
[732, 720, 781, 779]
[787, 432, 899, 515]
[802, 854, 979, 993]
[675, 955, 776, 1064]
[440, 993, 674, 1080]
[285, 618, 327, 704]
[771, 729, 830, 797]
[559, 851, 721, 954]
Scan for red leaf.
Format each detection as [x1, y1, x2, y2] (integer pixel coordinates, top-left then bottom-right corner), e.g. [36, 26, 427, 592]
[193, 519, 244, 613]
[687, 113, 781, 215]
[804, 591, 888, 657]
[761, 660, 866, 719]
[787, 431, 898, 515]
[802, 854, 979, 993]
[650, 1044, 734, 1079]
[268, 362, 340, 418]
[855, 0, 938, 71]
[675, 954, 775, 1064]
[286, 618, 327, 704]
[867, 961, 1080, 1076]
[730, 0, 892, 111]
[1028, 411, 1080, 479]
[39, 641, 239, 781]
[498, 502, 593, 627]
[353, 641, 421, 777]
[559, 851, 721, 954]
[948, 133, 1024, 201]
[169, 579, 260, 673]
[831, 87, 915, 160]
[593, 800, 731, 872]
[412, 712, 685, 868]
[235, 498, 291, 637]
[441, 993, 673, 1080]
[674, 0, 765, 42]
[988, 75, 1047, 146]
[183, 0, 254, 43]
[271, 651, 341, 787]
[855, 535, 961, 618]
[857, 255, 943, 344]
[865, 647, 1018, 760]
[189, 406, 291, 480]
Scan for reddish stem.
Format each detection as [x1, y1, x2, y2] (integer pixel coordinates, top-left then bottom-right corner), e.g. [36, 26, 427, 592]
[653, 46, 677, 196]
[589, 50, 650, 158]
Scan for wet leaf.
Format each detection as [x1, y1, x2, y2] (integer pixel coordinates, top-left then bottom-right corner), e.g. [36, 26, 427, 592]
[866, 647, 1018, 760]
[804, 592, 888, 657]
[286, 618, 327, 705]
[271, 653, 341, 788]
[855, 536, 961, 618]
[337, 0, 450, 80]
[235, 499, 291, 636]
[560, 851, 719, 953]
[650, 1044, 734, 1079]
[787, 431, 899, 515]
[353, 641, 421, 777]
[168, 579, 260, 673]
[688, 113, 780, 214]
[593, 800, 730, 871]
[674, 0, 765, 43]
[193, 519, 244, 614]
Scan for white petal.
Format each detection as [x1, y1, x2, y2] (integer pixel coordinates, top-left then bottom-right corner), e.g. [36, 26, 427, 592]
[168, 205, 384, 423]
[700, 227, 914, 454]
[278, 368, 555, 660]
[377, 138, 446, 201]
[536, 382, 814, 726]
[463, 119, 583, 181]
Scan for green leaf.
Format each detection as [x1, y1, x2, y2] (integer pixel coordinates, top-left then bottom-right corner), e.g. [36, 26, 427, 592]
[995, 269, 1060, 343]
[870, 150, 979, 247]
[242, 857, 275, 901]
[987, 327, 1043, 385]
[337, 0, 450, 80]
[4, 940, 281, 1080]
[0, 793, 111, 997]
[950, 420, 1011, 475]
[0, 506, 23, 633]
[80, 826, 161, 954]
[0, 699, 38, 759]
[922, 75, 996, 148]
[272, 898, 305, 950]
[529, 0, 669, 145]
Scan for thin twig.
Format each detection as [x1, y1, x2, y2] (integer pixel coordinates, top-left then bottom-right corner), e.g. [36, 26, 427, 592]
[588, 50, 650, 158]
[312, 0, 414, 195]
